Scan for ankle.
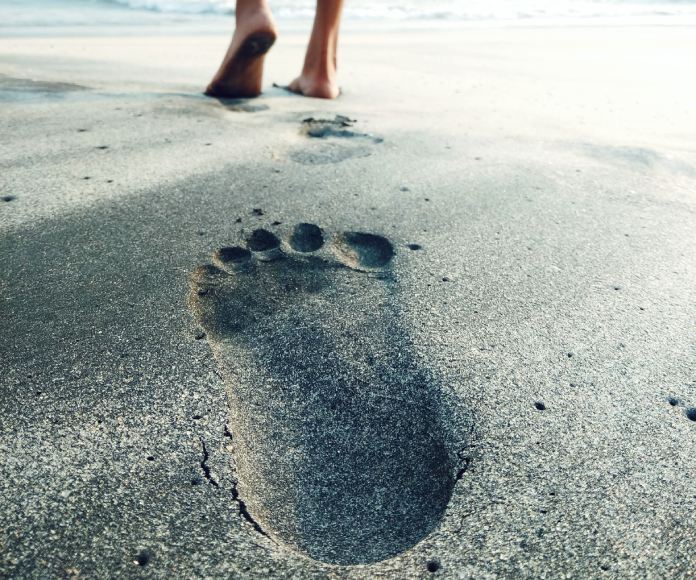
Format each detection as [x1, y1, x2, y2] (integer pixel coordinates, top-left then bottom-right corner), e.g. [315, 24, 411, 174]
[303, 51, 337, 78]
[302, 66, 336, 83]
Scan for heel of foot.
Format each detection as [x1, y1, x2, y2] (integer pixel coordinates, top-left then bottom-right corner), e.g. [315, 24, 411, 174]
[241, 33, 276, 58]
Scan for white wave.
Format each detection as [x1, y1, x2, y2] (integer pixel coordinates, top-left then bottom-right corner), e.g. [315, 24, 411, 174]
[104, 0, 232, 14]
[3, 0, 696, 29]
[102, 0, 696, 20]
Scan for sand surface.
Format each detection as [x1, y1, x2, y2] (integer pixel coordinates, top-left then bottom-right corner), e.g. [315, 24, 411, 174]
[1, 24, 696, 578]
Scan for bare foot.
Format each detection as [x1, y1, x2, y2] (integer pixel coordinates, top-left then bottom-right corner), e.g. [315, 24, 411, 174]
[288, 73, 340, 100]
[205, 4, 277, 99]
[285, 0, 343, 100]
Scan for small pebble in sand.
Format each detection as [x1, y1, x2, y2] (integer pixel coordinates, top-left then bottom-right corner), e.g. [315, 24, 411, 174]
[133, 550, 151, 566]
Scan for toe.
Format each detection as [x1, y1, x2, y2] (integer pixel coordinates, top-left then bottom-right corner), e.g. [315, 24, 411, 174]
[289, 223, 324, 252]
[333, 232, 395, 270]
[287, 78, 302, 94]
[214, 246, 252, 272]
[246, 228, 280, 251]
[246, 228, 283, 261]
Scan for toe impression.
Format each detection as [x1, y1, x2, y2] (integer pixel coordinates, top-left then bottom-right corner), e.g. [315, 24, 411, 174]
[333, 232, 395, 270]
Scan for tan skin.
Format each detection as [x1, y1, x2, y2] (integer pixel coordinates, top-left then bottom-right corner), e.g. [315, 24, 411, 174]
[206, 0, 344, 100]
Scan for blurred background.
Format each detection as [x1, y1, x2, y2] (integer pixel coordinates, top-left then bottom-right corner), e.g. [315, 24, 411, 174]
[3, 0, 696, 31]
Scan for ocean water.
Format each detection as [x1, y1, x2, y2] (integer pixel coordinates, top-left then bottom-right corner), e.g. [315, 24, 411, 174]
[2, 0, 696, 28]
[105, 0, 696, 20]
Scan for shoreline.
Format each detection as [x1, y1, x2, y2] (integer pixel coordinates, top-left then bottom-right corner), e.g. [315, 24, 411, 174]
[4, 12, 696, 37]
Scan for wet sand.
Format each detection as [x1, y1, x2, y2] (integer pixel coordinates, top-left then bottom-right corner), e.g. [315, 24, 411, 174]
[1, 25, 696, 577]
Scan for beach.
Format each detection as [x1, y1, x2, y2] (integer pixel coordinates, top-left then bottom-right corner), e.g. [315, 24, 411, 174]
[2, 17, 696, 578]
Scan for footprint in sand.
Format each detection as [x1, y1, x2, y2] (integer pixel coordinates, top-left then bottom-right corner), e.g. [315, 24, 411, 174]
[290, 116, 383, 165]
[189, 223, 456, 565]
[0, 74, 89, 101]
[215, 97, 270, 113]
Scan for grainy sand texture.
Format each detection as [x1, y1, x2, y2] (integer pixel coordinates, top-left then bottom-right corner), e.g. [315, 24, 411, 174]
[2, 22, 696, 578]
